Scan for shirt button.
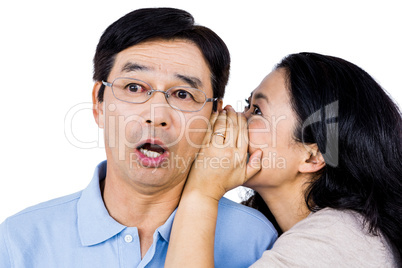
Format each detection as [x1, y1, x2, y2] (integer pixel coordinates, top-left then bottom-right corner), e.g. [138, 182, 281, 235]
[124, 235, 133, 243]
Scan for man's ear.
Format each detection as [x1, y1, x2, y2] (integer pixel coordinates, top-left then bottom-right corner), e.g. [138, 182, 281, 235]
[92, 82, 104, 129]
[298, 144, 326, 174]
[216, 99, 223, 112]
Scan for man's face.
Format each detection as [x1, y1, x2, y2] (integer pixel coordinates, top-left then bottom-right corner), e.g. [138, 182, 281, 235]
[93, 39, 215, 192]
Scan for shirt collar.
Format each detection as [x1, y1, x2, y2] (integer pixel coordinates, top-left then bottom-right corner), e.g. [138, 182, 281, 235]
[77, 160, 178, 246]
[156, 208, 177, 242]
[77, 160, 126, 246]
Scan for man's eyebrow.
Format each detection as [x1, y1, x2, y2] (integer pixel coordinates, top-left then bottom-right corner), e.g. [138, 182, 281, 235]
[121, 62, 150, 73]
[120, 62, 203, 88]
[254, 92, 269, 103]
[176, 74, 203, 89]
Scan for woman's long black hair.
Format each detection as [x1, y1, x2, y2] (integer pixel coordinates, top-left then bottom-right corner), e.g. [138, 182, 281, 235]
[244, 52, 402, 259]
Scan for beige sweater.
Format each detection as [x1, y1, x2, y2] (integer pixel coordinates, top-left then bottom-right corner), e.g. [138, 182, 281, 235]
[251, 208, 400, 268]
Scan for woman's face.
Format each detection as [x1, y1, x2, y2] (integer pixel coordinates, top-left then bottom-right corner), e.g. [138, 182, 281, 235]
[244, 69, 307, 190]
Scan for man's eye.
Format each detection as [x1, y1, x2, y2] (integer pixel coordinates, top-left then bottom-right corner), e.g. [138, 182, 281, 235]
[252, 105, 262, 115]
[126, 83, 145, 93]
[174, 90, 193, 100]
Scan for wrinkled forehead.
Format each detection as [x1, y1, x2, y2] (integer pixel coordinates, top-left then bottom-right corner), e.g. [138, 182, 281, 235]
[114, 40, 209, 75]
[108, 39, 213, 99]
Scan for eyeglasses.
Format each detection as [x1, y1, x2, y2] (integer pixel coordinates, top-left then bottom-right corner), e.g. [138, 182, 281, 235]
[102, 77, 218, 112]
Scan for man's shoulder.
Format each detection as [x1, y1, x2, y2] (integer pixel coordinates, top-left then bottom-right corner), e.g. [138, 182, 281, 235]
[213, 197, 277, 267]
[0, 191, 88, 266]
[217, 197, 277, 235]
[218, 197, 272, 225]
[3, 191, 82, 226]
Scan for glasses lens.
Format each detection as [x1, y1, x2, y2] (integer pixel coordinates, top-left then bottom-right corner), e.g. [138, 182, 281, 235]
[167, 87, 207, 112]
[111, 78, 151, 103]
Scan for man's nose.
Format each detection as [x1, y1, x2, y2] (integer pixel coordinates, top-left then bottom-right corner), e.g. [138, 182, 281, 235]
[143, 91, 171, 128]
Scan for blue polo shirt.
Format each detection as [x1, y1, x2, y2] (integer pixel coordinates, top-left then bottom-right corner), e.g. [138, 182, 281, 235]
[0, 161, 277, 267]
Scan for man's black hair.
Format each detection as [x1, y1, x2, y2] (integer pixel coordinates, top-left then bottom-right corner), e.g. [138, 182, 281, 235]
[93, 7, 230, 111]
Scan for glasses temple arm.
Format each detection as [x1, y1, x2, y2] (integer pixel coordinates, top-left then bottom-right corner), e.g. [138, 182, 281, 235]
[206, 97, 219, 103]
[102, 81, 112, 87]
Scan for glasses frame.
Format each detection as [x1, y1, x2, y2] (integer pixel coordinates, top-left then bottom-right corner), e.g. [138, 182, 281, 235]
[102, 77, 218, 112]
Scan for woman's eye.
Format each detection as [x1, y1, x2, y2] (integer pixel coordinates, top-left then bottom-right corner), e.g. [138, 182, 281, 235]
[252, 105, 262, 115]
[126, 83, 144, 93]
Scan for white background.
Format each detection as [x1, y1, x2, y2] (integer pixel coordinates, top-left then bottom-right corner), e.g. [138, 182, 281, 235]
[0, 0, 401, 222]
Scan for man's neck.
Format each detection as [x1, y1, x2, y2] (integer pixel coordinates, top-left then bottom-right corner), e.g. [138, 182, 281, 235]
[101, 172, 185, 258]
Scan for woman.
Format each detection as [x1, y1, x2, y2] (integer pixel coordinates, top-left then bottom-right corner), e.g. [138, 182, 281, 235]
[165, 53, 402, 267]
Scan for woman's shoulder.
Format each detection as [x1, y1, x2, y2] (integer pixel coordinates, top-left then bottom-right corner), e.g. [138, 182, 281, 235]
[293, 207, 364, 231]
[251, 208, 398, 268]
[287, 208, 395, 256]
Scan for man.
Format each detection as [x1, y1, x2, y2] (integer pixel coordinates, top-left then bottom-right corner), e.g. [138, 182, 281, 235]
[0, 8, 277, 267]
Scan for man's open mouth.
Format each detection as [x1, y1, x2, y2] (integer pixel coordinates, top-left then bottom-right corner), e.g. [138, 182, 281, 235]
[137, 143, 166, 159]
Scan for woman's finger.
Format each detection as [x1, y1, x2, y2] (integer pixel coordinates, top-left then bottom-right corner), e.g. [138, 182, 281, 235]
[245, 149, 262, 180]
[237, 112, 248, 150]
[202, 111, 219, 146]
[224, 105, 238, 147]
[211, 110, 227, 145]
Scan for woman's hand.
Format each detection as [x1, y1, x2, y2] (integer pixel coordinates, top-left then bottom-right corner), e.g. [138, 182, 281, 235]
[184, 105, 262, 201]
[165, 105, 262, 268]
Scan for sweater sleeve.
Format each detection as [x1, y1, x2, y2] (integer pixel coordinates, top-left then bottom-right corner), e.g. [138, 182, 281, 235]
[0, 220, 12, 268]
[250, 208, 398, 268]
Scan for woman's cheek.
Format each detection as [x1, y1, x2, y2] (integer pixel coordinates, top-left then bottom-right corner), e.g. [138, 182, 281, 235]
[248, 119, 271, 150]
